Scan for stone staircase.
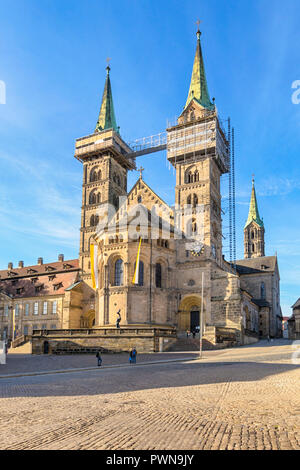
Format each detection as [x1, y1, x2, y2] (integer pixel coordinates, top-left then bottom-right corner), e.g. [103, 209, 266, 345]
[168, 327, 223, 352]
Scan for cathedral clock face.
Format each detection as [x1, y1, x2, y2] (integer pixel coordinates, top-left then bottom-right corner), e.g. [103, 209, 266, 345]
[190, 241, 204, 257]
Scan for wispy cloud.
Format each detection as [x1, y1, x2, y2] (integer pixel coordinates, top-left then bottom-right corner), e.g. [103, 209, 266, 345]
[0, 150, 81, 250]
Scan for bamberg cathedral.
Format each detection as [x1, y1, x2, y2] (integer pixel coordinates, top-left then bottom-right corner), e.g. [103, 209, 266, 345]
[0, 28, 283, 353]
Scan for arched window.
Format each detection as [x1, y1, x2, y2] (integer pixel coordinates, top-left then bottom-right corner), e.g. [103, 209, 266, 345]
[194, 170, 199, 182]
[187, 195, 192, 206]
[90, 215, 99, 227]
[186, 172, 193, 184]
[251, 231, 255, 239]
[155, 263, 162, 288]
[261, 282, 266, 299]
[114, 259, 124, 286]
[89, 191, 101, 205]
[252, 244, 255, 252]
[134, 261, 144, 286]
[90, 168, 101, 182]
[193, 194, 198, 208]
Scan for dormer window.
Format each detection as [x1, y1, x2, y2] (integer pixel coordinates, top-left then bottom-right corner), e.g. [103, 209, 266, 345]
[48, 275, 56, 281]
[63, 263, 73, 269]
[31, 278, 38, 284]
[27, 268, 37, 274]
[45, 265, 56, 272]
[35, 284, 44, 293]
[53, 282, 63, 291]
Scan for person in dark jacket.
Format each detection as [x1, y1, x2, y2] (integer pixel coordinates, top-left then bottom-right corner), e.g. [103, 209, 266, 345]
[96, 350, 102, 367]
[129, 347, 137, 364]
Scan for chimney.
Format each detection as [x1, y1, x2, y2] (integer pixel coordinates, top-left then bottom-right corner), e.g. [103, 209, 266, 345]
[18, 261, 24, 268]
[58, 254, 64, 262]
[8, 262, 13, 270]
[37, 257, 43, 265]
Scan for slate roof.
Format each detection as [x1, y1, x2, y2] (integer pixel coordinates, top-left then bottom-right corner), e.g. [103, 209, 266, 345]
[292, 298, 300, 309]
[235, 256, 277, 275]
[185, 29, 213, 110]
[252, 299, 270, 308]
[0, 259, 80, 299]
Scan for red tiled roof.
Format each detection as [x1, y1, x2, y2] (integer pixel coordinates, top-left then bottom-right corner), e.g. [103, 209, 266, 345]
[0, 259, 80, 298]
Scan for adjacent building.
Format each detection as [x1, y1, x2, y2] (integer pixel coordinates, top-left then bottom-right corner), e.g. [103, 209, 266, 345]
[0, 256, 80, 341]
[288, 299, 300, 340]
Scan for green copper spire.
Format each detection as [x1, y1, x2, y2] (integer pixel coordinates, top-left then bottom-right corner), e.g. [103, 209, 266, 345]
[95, 65, 118, 133]
[245, 179, 264, 229]
[185, 29, 213, 110]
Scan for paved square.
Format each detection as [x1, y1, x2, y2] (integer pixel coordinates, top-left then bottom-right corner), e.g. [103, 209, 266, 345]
[0, 340, 299, 450]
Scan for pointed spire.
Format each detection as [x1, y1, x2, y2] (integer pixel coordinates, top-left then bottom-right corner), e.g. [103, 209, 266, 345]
[245, 178, 264, 229]
[95, 64, 118, 133]
[185, 27, 213, 110]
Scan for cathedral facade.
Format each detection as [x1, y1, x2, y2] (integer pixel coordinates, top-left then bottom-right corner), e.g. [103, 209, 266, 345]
[0, 29, 283, 351]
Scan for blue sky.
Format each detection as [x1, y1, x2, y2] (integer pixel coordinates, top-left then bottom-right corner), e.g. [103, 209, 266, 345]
[0, 0, 299, 316]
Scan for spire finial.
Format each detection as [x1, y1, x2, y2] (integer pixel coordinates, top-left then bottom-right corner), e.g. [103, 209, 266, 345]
[138, 166, 144, 180]
[106, 57, 111, 74]
[196, 19, 202, 39]
[252, 173, 255, 185]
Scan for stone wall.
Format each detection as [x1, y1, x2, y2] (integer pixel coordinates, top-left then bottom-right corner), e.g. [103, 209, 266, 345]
[31, 327, 177, 354]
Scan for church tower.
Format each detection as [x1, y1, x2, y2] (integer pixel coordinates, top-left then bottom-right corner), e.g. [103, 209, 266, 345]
[75, 65, 134, 282]
[167, 28, 229, 264]
[244, 179, 265, 259]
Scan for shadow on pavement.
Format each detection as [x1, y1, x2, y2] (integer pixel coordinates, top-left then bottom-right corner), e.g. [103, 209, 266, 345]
[0, 359, 298, 399]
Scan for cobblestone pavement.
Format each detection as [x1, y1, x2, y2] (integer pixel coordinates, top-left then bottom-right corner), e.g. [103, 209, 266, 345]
[1, 350, 202, 376]
[0, 340, 299, 450]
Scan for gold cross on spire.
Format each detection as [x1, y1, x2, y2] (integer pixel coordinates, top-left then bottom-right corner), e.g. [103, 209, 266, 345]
[138, 166, 144, 179]
[196, 19, 202, 39]
[106, 57, 111, 73]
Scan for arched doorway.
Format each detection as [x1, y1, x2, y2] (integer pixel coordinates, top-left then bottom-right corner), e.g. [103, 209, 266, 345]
[43, 341, 49, 354]
[80, 310, 96, 328]
[178, 296, 203, 332]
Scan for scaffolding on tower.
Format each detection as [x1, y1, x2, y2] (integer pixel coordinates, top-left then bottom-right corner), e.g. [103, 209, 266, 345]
[125, 108, 236, 270]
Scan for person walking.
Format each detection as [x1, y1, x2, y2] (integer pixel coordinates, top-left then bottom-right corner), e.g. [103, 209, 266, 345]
[129, 347, 137, 364]
[96, 350, 102, 367]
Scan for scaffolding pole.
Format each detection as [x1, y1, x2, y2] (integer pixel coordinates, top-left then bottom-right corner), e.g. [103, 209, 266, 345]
[232, 127, 236, 270]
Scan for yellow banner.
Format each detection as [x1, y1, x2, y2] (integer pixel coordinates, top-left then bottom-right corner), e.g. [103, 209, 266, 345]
[132, 238, 142, 285]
